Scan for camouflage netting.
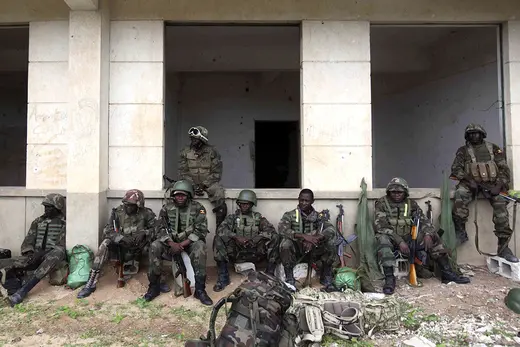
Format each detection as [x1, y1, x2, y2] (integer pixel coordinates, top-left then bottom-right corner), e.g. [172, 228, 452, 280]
[439, 173, 463, 275]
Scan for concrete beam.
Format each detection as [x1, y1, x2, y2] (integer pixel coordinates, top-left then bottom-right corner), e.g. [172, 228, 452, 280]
[64, 0, 98, 11]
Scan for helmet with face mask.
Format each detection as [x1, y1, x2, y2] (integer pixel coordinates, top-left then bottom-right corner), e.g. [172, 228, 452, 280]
[122, 189, 145, 208]
[188, 126, 209, 144]
[386, 177, 409, 195]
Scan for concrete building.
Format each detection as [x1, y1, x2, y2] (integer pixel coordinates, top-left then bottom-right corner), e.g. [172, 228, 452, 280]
[1, 0, 520, 266]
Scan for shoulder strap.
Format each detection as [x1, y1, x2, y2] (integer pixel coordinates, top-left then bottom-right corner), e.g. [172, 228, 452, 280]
[485, 141, 495, 161]
[466, 144, 477, 163]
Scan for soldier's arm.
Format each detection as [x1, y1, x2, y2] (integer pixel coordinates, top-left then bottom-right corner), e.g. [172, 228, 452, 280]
[320, 220, 336, 240]
[259, 216, 276, 239]
[450, 147, 466, 180]
[277, 212, 296, 240]
[493, 144, 511, 188]
[102, 209, 124, 243]
[189, 204, 209, 242]
[21, 219, 39, 254]
[178, 148, 190, 181]
[412, 201, 435, 236]
[156, 207, 173, 243]
[216, 214, 234, 237]
[143, 208, 157, 239]
[374, 199, 405, 245]
[202, 147, 223, 187]
[53, 219, 67, 250]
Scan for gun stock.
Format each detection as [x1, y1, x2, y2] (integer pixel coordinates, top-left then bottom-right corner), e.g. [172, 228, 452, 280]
[174, 254, 192, 298]
[409, 216, 419, 287]
[112, 208, 125, 288]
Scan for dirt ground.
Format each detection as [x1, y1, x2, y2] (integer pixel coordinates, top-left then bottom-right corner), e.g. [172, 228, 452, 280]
[0, 264, 519, 347]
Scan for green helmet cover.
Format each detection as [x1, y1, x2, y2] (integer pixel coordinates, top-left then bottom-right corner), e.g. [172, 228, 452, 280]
[237, 189, 257, 206]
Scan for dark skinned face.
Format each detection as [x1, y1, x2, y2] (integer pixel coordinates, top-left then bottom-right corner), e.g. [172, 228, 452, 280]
[298, 193, 314, 214]
[467, 132, 483, 145]
[389, 191, 405, 203]
[123, 203, 138, 215]
[190, 137, 203, 149]
[44, 205, 60, 218]
[237, 202, 253, 214]
[173, 193, 188, 207]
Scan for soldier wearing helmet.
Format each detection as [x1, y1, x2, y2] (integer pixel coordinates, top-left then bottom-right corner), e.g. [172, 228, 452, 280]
[143, 180, 213, 306]
[178, 126, 227, 230]
[1, 194, 67, 306]
[77, 189, 156, 299]
[450, 123, 517, 262]
[375, 178, 469, 295]
[212, 190, 280, 292]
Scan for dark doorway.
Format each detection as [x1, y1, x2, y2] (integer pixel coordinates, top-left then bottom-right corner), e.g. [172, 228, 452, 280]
[254, 120, 299, 188]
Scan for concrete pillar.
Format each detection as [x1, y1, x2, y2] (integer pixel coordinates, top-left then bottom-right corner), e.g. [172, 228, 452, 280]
[66, 1, 109, 251]
[26, 21, 69, 189]
[108, 21, 164, 191]
[300, 21, 372, 191]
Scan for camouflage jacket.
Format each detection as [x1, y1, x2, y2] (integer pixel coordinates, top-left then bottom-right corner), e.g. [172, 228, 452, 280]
[157, 200, 209, 243]
[21, 214, 66, 254]
[178, 144, 223, 187]
[374, 196, 434, 245]
[103, 205, 157, 242]
[278, 208, 335, 241]
[217, 210, 275, 239]
[451, 141, 510, 186]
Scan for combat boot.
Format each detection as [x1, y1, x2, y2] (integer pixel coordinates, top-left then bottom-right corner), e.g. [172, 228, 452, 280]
[212, 261, 230, 292]
[77, 269, 100, 299]
[437, 257, 470, 284]
[320, 264, 333, 287]
[143, 274, 161, 302]
[382, 267, 396, 295]
[212, 203, 228, 228]
[453, 217, 469, 246]
[416, 265, 433, 279]
[194, 276, 213, 306]
[265, 262, 277, 276]
[284, 265, 295, 286]
[8, 276, 40, 307]
[498, 238, 519, 263]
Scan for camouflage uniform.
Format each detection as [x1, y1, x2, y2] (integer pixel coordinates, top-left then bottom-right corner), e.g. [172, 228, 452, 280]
[179, 126, 227, 227]
[1, 194, 66, 306]
[450, 123, 517, 262]
[77, 190, 156, 299]
[278, 207, 336, 285]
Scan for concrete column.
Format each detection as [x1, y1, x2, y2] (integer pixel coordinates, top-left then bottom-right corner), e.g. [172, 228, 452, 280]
[301, 21, 372, 191]
[108, 21, 164, 191]
[26, 21, 69, 189]
[66, 1, 109, 251]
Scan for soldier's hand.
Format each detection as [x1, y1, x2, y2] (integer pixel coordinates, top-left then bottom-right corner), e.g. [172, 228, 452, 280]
[194, 185, 205, 196]
[169, 241, 184, 254]
[469, 180, 479, 192]
[398, 242, 410, 255]
[22, 250, 34, 258]
[302, 235, 319, 246]
[233, 236, 249, 246]
[423, 235, 433, 251]
[490, 182, 503, 196]
[303, 241, 313, 253]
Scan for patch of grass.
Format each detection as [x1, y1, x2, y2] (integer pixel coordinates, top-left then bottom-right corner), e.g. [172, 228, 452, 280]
[321, 335, 374, 346]
[132, 298, 150, 309]
[76, 298, 89, 306]
[80, 328, 100, 339]
[170, 306, 198, 319]
[401, 308, 423, 330]
[56, 305, 82, 319]
[111, 312, 126, 324]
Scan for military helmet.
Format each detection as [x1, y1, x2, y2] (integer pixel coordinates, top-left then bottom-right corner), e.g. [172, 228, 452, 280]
[188, 126, 209, 144]
[464, 123, 487, 139]
[171, 180, 194, 198]
[386, 177, 409, 194]
[505, 288, 520, 314]
[42, 193, 66, 212]
[122, 189, 145, 208]
[237, 189, 257, 206]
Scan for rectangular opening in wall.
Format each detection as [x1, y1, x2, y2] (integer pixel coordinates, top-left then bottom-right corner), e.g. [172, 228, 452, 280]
[0, 26, 28, 187]
[371, 25, 502, 188]
[163, 24, 301, 188]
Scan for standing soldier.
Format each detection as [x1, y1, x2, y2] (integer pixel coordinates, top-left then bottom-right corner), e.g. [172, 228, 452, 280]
[179, 126, 227, 229]
[375, 178, 469, 295]
[213, 189, 280, 292]
[0, 194, 66, 306]
[77, 189, 156, 298]
[450, 123, 518, 263]
[278, 189, 336, 287]
[143, 180, 213, 305]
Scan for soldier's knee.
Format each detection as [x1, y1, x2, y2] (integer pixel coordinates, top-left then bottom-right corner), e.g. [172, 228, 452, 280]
[279, 239, 294, 252]
[376, 234, 392, 246]
[190, 240, 207, 255]
[47, 247, 66, 260]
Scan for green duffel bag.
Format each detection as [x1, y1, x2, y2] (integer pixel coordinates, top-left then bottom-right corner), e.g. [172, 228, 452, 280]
[67, 245, 94, 289]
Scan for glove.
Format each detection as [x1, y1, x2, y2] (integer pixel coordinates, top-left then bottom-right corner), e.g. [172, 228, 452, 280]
[133, 231, 148, 248]
[423, 235, 433, 251]
[398, 242, 410, 255]
[194, 184, 205, 196]
[490, 182, 503, 196]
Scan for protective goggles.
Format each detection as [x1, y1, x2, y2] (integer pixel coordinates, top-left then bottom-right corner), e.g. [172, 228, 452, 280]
[188, 127, 208, 143]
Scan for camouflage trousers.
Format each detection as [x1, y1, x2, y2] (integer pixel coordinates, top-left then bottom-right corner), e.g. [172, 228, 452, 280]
[452, 184, 512, 239]
[376, 232, 445, 268]
[279, 235, 336, 267]
[0, 247, 65, 280]
[148, 240, 207, 278]
[213, 234, 280, 264]
[91, 238, 143, 271]
[190, 176, 225, 206]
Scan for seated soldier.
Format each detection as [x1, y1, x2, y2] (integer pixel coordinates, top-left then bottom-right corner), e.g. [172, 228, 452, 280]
[278, 189, 336, 287]
[143, 180, 213, 305]
[213, 189, 280, 292]
[0, 194, 66, 306]
[376, 177, 470, 295]
[77, 189, 156, 298]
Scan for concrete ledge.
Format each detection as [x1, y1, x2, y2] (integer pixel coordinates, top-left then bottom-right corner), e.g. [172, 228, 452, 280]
[0, 187, 67, 197]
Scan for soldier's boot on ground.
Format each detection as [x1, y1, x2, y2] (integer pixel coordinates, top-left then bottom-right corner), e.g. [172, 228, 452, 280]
[284, 266, 295, 286]
[194, 276, 213, 306]
[8, 276, 40, 307]
[498, 238, 519, 263]
[212, 261, 230, 292]
[453, 217, 469, 246]
[212, 203, 228, 228]
[160, 283, 171, 293]
[382, 267, 396, 295]
[416, 265, 433, 279]
[437, 257, 470, 284]
[143, 274, 161, 302]
[265, 262, 277, 276]
[319, 265, 334, 287]
[77, 270, 100, 299]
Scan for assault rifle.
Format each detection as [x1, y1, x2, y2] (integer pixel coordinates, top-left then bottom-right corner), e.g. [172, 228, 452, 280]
[336, 204, 357, 267]
[409, 214, 420, 287]
[162, 214, 192, 298]
[112, 208, 125, 288]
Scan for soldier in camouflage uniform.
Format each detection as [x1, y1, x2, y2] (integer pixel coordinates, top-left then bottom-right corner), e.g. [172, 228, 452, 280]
[450, 124, 518, 262]
[0, 194, 66, 306]
[278, 189, 336, 287]
[77, 189, 156, 298]
[213, 190, 280, 292]
[376, 178, 469, 295]
[179, 126, 227, 229]
[143, 180, 213, 305]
